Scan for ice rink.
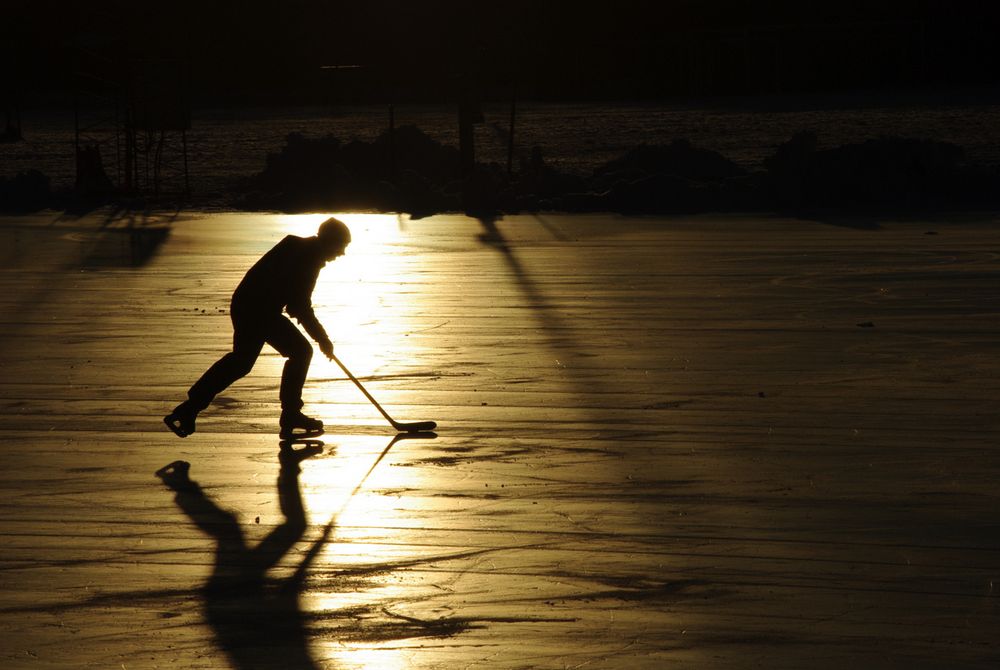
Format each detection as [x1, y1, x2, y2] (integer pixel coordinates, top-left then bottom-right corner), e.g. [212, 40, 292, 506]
[1, 210, 998, 668]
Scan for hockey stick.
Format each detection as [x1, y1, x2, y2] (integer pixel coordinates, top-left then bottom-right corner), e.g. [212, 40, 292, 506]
[330, 353, 437, 432]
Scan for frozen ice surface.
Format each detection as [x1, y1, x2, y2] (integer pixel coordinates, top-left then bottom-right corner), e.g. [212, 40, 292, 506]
[0, 210, 998, 668]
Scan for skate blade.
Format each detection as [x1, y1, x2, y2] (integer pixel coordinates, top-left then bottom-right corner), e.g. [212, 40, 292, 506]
[279, 437, 325, 449]
[279, 426, 325, 440]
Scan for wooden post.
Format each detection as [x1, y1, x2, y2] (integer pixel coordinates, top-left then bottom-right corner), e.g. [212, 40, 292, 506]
[182, 130, 190, 196]
[458, 97, 475, 178]
[388, 102, 395, 181]
[458, 71, 482, 179]
[507, 84, 516, 177]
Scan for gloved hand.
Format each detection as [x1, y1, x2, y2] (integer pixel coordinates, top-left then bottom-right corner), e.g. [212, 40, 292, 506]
[319, 338, 334, 360]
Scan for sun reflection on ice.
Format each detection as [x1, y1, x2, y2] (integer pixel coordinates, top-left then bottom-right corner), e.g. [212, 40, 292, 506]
[277, 215, 439, 666]
[301, 433, 435, 670]
[320, 643, 409, 670]
[278, 212, 429, 425]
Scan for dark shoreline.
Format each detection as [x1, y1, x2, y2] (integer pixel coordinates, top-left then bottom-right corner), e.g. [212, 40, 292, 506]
[5, 123, 998, 219]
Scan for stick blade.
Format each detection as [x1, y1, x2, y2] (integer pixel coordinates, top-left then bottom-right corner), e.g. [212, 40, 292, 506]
[397, 420, 437, 433]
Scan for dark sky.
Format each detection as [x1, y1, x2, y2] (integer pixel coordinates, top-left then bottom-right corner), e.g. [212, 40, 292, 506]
[5, 0, 1000, 104]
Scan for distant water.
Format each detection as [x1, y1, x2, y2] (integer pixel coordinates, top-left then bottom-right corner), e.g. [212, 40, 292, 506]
[3, 100, 1000, 196]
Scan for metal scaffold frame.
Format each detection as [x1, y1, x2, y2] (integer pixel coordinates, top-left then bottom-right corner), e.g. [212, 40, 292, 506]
[74, 50, 190, 198]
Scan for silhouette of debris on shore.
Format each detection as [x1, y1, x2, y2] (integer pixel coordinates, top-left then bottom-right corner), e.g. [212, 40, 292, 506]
[235, 126, 999, 217]
[236, 126, 465, 216]
[552, 139, 754, 214]
[764, 131, 1000, 211]
[235, 128, 754, 216]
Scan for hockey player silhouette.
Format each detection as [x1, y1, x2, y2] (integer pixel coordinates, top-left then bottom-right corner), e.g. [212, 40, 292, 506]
[165, 217, 351, 439]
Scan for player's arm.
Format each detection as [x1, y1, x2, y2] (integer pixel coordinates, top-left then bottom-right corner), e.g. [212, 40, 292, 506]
[288, 301, 334, 358]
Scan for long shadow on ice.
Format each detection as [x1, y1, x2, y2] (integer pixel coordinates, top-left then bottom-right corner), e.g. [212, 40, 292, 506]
[156, 441, 328, 670]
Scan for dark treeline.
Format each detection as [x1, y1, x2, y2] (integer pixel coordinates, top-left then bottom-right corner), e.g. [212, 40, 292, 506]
[4, 0, 999, 106]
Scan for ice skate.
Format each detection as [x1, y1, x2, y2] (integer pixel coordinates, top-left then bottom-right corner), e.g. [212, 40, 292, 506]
[279, 410, 324, 439]
[278, 440, 323, 472]
[155, 460, 190, 479]
[164, 402, 197, 438]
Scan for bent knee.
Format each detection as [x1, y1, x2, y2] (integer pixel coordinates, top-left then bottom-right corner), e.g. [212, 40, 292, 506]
[234, 359, 256, 377]
[286, 342, 313, 362]
[225, 352, 257, 377]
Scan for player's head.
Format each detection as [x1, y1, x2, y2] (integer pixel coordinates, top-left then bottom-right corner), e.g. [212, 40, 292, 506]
[317, 217, 351, 260]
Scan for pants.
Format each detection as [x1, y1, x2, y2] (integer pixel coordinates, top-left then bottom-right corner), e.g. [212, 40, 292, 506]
[187, 311, 312, 413]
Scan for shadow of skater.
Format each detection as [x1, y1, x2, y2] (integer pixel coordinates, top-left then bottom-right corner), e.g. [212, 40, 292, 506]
[164, 217, 352, 440]
[156, 442, 329, 670]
